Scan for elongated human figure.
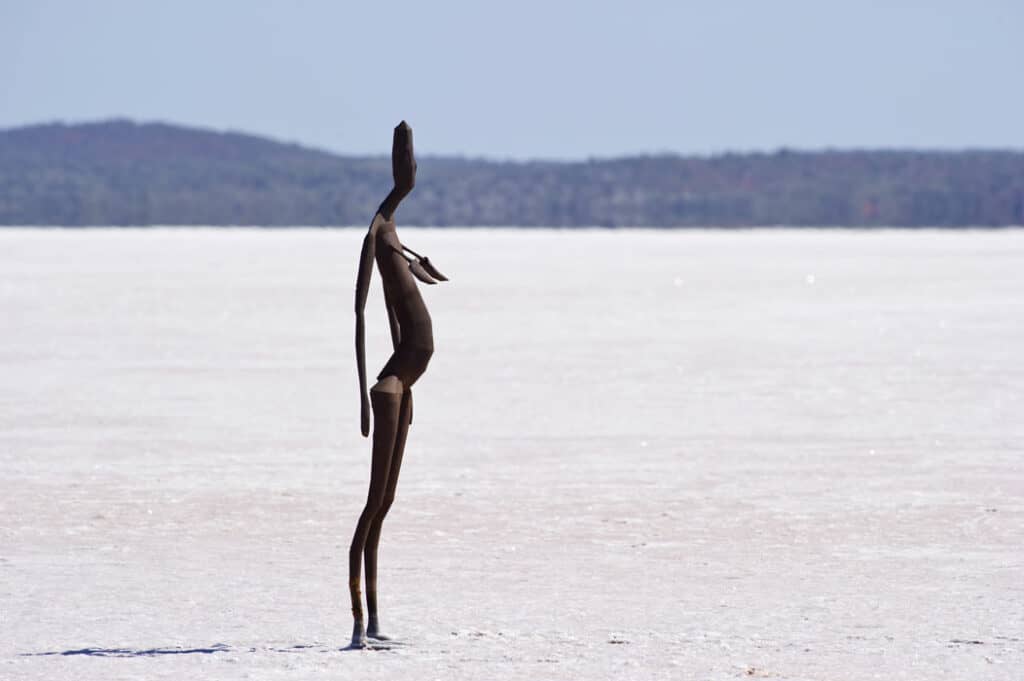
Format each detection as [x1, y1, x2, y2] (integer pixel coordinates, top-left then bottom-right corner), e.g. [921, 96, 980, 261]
[349, 121, 447, 648]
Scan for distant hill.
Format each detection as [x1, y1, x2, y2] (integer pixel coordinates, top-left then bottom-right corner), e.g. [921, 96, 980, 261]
[1, 120, 1023, 226]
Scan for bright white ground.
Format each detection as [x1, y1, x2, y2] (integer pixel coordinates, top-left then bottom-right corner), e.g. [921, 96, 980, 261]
[0, 228, 1021, 680]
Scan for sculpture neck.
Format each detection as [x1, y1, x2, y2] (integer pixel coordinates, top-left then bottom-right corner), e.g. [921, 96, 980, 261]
[378, 187, 409, 223]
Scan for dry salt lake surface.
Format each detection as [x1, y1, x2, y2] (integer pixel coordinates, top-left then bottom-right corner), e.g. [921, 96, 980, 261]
[0, 227, 1021, 681]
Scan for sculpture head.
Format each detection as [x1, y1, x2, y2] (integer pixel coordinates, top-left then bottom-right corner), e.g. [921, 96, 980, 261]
[392, 121, 416, 196]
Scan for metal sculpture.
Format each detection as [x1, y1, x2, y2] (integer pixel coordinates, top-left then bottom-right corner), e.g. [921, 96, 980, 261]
[348, 121, 447, 648]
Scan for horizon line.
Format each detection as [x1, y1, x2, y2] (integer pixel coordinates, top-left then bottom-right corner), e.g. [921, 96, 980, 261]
[4, 117, 1024, 163]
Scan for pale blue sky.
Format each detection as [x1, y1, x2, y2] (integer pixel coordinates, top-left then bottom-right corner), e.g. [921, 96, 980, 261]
[1, 1, 1021, 159]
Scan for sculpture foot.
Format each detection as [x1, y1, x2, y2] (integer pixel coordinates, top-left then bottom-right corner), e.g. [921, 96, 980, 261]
[347, 618, 367, 649]
[366, 614, 392, 641]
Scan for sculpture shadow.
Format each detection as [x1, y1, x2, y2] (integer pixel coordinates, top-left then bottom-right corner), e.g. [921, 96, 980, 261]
[23, 643, 331, 658]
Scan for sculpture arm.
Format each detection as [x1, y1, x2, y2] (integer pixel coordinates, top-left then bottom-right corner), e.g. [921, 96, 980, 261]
[386, 302, 401, 351]
[354, 218, 379, 437]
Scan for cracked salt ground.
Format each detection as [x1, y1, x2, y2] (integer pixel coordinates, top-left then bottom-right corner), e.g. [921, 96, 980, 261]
[1, 228, 1022, 680]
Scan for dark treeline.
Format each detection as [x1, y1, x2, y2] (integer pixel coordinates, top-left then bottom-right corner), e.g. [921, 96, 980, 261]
[2, 120, 1023, 227]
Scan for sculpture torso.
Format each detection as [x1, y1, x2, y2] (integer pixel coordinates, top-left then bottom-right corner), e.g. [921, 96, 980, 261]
[375, 222, 433, 351]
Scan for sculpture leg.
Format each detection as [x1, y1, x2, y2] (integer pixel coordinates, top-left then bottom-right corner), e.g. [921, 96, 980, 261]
[348, 379, 402, 648]
[364, 389, 412, 640]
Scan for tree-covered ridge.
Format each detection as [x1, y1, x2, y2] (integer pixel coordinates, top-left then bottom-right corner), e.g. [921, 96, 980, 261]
[2, 120, 1022, 226]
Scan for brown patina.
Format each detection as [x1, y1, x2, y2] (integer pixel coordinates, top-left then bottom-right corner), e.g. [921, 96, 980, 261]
[348, 121, 447, 648]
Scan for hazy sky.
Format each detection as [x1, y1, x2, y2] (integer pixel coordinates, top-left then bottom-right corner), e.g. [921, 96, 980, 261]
[2, 1, 1021, 159]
